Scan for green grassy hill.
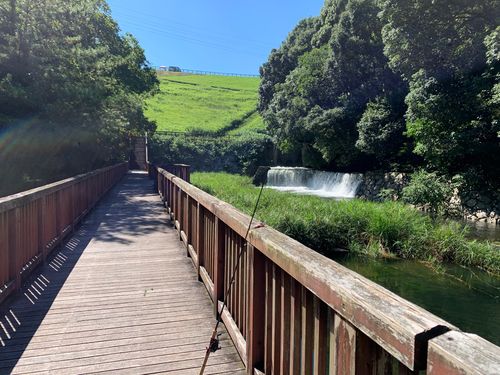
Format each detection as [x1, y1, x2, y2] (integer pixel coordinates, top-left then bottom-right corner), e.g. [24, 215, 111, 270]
[145, 72, 265, 134]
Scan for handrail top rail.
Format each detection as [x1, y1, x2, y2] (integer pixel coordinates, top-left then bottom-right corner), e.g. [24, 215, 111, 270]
[0, 162, 128, 214]
[156, 166, 457, 370]
[156, 163, 190, 168]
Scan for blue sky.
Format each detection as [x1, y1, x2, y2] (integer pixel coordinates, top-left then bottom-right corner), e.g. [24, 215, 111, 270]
[106, 0, 325, 76]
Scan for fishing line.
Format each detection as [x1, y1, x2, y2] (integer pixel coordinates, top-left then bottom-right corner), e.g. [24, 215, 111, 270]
[199, 182, 266, 375]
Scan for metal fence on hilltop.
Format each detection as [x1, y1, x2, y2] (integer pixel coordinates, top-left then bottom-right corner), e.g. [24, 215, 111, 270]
[152, 66, 259, 78]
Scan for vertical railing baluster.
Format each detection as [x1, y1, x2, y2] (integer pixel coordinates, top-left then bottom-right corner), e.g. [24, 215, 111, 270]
[8, 208, 21, 291]
[264, 257, 273, 375]
[290, 279, 301, 375]
[314, 298, 328, 374]
[213, 217, 225, 318]
[196, 203, 204, 281]
[356, 331, 394, 375]
[246, 245, 266, 375]
[56, 190, 62, 247]
[281, 270, 291, 374]
[301, 287, 314, 374]
[331, 312, 356, 374]
[0, 213, 7, 287]
[271, 263, 282, 374]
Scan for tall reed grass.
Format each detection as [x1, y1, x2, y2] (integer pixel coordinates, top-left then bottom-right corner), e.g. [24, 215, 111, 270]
[191, 172, 500, 275]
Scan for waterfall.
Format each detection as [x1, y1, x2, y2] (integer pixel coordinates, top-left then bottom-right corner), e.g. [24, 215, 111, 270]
[266, 167, 362, 198]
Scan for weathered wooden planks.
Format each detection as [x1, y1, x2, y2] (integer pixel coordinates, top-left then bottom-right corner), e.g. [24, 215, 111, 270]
[427, 330, 500, 375]
[0, 172, 245, 375]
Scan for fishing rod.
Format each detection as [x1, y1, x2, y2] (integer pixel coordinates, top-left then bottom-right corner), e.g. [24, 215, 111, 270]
[199, 182, 266, 375]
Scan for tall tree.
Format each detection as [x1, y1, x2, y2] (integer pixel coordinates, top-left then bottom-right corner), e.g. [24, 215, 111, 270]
[0, 0, 158, 195]
[257, 17, 319, 116]
[260, 0, 408, 170]
[381, 0, 500, 181]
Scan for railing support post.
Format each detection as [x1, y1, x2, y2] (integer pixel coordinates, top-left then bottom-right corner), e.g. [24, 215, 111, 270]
[196, 203, 204, 281]
[213, 217, 225, 319]
[8, 208, 21, 291]
[56, 190, 62, 247]
[246, 245, 266, 374]
[39, 196, 47, 264]
[70, 183, 75, 235]
[301, 287, 314, 374]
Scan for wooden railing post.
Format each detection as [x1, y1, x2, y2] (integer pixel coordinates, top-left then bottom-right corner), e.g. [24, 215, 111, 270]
[301, 287, 314, 374]
[8, 208, 21, 291]
[246, 245, 266, 374]
[56, 190, 62, 247]
[356, 331, 394, 375]
[213, 217, 225, 318]
[196, 202, 204, 281]
[290, 279, 302, 374]
[39, 196, 47, 264]
[184, 194, 189, 256]
[271, 263, 282, 373]
[71, 183, 76, 234]
[330, 312, 357, 375]
[280, 270, 292, 374]
[314, 298, 328, 374]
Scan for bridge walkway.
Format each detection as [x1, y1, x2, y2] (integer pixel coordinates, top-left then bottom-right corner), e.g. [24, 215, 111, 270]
[0, 171, 244, 375]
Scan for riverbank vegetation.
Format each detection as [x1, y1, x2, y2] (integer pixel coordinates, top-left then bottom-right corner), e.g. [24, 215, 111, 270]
[192, 172, 500, 275]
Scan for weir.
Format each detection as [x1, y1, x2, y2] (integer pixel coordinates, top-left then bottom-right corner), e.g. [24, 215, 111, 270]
[266, 167, 362, 198]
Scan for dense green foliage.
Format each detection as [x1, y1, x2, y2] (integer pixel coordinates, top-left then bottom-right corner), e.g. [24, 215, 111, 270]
[149, 132, 272, 175]
[0, 0, 157, 196]
[401, 170, 463, 214]
[192, 172, 500, 275]
[259, 0, 500, 182]
[145, 73, 265, 133]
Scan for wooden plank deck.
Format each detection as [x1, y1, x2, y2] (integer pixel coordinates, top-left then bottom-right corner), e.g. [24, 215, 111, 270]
[0, 171, 245, 375]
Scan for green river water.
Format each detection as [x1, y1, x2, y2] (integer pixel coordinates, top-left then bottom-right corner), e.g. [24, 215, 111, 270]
[266, 170, 500, 347]
[329, 252, 500, 347]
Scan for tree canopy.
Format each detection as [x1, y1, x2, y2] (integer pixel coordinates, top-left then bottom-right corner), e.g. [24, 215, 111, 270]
[0, 0, 158, 195]
[259, 0, 500, 182]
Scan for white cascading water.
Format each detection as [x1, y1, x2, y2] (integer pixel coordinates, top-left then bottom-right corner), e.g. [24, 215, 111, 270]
[266, 167, 362, 199]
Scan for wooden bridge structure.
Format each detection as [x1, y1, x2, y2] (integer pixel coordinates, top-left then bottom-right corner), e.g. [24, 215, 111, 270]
[1, 162, 500, 374]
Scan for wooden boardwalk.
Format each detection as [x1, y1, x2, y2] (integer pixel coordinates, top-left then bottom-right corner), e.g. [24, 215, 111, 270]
[0, 172, 245, 375]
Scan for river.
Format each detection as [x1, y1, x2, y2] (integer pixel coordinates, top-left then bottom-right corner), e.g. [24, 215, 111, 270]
[330, 252, 500, 346]
[266, 167, 500, 346]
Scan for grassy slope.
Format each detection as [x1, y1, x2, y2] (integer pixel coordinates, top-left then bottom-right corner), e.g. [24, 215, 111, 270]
[145, 72, 265, 133]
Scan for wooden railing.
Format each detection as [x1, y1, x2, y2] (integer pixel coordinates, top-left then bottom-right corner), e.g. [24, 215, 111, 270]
[0, 162, 129, 304]
[153, 165, 500, 375]
[148, 163, 190, 190]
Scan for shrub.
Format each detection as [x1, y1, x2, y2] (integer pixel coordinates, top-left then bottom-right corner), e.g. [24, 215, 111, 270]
[401, 170, 462, 214]
[149, 132, 272, 175]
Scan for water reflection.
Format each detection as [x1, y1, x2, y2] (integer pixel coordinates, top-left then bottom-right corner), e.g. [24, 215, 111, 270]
[330, 253, 500, 346]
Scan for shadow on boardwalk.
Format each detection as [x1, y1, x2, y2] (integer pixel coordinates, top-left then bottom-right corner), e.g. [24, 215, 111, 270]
[0, 172, 244, 375]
